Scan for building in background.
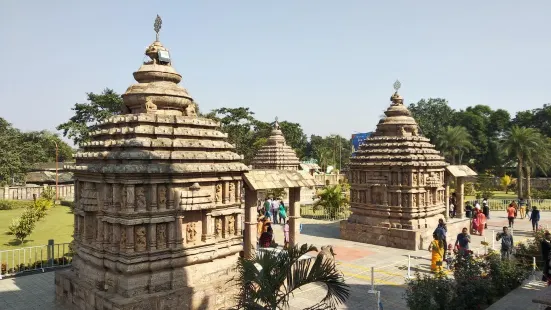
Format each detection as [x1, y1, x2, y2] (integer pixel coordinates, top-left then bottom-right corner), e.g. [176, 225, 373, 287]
[351, 132, 373, 156]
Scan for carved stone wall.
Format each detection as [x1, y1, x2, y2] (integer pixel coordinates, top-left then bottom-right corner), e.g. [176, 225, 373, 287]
[56, 22, 248, 310]
[341, 86, 449, 250]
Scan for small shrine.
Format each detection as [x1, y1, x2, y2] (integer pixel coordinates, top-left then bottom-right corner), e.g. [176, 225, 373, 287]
[251, 117, 301, 170]
[341, 81, 467, 250]
[55, 16, 248, 309]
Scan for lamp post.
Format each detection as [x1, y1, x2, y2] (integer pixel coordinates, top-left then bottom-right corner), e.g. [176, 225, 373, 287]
[54, 141, 59, 201]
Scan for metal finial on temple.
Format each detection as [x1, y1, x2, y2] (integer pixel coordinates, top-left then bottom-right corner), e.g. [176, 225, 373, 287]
[393, 80, 401, 92]
[275, 116, 278, 122]
[154, 15, 162, 41]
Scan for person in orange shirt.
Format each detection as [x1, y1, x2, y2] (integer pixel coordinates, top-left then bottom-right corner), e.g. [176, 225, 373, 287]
[507, 202, 516, 228]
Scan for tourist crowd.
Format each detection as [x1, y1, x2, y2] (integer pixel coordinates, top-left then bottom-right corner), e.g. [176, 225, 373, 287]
[256, 197, 289, 249]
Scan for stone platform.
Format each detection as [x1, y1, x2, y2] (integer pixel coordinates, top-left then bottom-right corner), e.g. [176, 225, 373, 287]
[55, 254, 239, 310]
[340, 217, 470, 250]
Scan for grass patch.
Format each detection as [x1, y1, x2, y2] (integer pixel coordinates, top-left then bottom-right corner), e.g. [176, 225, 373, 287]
[0, 205, 73, 250]
[0, 200, 32, 210]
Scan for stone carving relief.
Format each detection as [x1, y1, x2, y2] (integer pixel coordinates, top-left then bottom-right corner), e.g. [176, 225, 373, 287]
[158, 186, 167, 208]
[215, 218, 222, 238]
[412, 173, 418, 186]
[157, 224, 167, 249]
[184, 103, 197, 117]
[413, 195, 418, 207]
[229, 183, 235, 203]
[420, 192, 425, 206]
[144, 97, 157, 113]
[215, 183, 222, 203]
[135, 226, 147, 252]
[227, 216, 236, 235]
[400, 126, 406, 136]
[120, 227, 127, 248]
[402, 174, 409, 186]
[136, 186, 146, 210]
[419, 172, 425, 185]
[412, 127, 419, 136]
[401, 194, 408, 208]
[427, 191, 432, 205]
[391, 172, 398, 185]
[186, 223, 197, 243]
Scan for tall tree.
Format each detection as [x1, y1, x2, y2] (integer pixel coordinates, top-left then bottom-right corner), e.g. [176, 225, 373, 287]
[435, 126, 473, 164]
[513, 104, 551, 137]
[57, 89, 124, 146]
[502, 126, 548, 199]
[408, 98, 455, 142]
[205, 107, 259, 164]
[278, 121, 308, 159]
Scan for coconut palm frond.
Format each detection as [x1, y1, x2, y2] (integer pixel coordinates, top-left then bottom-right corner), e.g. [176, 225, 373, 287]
[233, 244, 350, 309]
[278, 255, 350, 309]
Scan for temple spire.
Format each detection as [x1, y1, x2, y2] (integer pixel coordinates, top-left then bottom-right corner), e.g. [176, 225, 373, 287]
[154, 15, 162, 41]
[273, 116, 280, 130]
[391, 79, 404, 105]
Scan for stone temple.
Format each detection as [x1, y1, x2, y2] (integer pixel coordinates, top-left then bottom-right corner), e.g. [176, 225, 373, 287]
[251, 118, 301, 171]
[341, 82, 454, 250]
[56, 16, 248, 309]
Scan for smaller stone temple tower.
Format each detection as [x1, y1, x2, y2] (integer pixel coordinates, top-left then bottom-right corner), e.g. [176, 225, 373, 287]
[251, 117, 301, 170]
[341, 81, 449, 250]
[56, 16, 248, 309]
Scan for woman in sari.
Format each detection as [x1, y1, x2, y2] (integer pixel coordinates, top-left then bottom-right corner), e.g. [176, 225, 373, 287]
[476, 210, 487, 236]
[472, 209, 479, 234]
[428, 233, 445, 272]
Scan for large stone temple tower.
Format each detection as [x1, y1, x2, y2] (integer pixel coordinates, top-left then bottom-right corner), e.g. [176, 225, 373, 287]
[56, 16, 248, 309]
[340, 81, 449, 250]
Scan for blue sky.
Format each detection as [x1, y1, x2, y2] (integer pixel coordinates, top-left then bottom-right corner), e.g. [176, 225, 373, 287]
[1, 1, 550, 143]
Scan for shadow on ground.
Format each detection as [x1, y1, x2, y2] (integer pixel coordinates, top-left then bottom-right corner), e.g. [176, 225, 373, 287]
[288, 282, 408, 310]
[300, 222, 341, 239]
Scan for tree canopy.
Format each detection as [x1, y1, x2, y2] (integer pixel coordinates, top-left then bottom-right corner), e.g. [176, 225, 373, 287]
[0, 118, 73, 185]
[57, 88, 123, 146]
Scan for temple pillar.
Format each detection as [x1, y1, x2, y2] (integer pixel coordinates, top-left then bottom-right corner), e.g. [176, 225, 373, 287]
[445, 176, 450, 221]
[456, 177, 465, 219]
[244, 186, 258, 259]
[289, 187, 301, 247]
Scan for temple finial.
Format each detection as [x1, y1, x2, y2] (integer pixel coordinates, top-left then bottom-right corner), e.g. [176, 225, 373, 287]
[154, 15, 162, 41]
[273, 117, 280, 129]
[393, 80, 401, 92]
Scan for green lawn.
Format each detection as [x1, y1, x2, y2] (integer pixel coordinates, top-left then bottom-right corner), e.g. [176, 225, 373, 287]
[0, 204, 74, 250]
[465, 190, 518, 201]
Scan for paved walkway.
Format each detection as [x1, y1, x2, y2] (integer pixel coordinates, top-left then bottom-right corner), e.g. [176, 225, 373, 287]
[0, 212, 549, 309]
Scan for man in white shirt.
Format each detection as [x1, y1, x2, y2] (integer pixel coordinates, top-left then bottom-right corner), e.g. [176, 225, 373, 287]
[271, 198, 280, 224]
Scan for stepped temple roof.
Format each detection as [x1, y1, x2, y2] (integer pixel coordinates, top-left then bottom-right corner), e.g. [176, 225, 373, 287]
[251, 117, 300, 170]
[67, 15, 248, 174]
[350, 81, 447, 168]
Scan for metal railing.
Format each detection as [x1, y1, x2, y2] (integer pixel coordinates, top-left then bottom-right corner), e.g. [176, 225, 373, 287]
[300, 205, 351, 221]
[467, 199, 551, 210]
[0, 241, 73, 278]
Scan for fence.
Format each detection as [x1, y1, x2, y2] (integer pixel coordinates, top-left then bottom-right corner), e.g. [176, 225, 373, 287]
[0, 184, 74, 201]
[467, 199, 551, 210]
[0, 240, 73, 278]
[300, 204, 351, 221]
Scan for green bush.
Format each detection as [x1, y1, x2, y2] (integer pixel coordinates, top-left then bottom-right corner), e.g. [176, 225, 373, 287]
[40, 186, 56, 201]
[404, 272, 455, 310]
[405, 252, 530, 310]
[0, 200, 31, 210]
[9, 208, 37, 243]
[31, 197, 53, 220]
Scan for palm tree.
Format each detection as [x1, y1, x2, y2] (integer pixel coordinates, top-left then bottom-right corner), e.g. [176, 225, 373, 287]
[435, 126, 473, 164]
[313, 184, 350, 220]
[234, 244, 350, 309]
[522, 137, 551, 199]
[502, 126, 549, 199]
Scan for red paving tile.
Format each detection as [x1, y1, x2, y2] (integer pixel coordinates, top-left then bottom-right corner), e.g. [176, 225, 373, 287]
[331, 246, 374, 261]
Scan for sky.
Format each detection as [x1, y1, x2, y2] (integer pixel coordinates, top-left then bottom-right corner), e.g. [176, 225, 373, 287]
[1, 1, 551, 144]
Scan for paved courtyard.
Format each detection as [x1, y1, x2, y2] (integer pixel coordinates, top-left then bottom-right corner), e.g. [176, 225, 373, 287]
[1, 212, 550, 310]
